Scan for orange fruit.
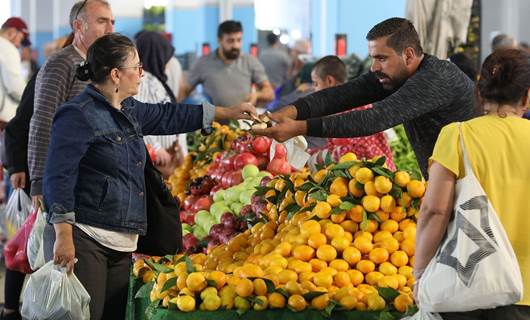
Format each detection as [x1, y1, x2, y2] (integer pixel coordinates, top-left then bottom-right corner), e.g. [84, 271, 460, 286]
[380, 195, 396, 213]
[375, 210, 389, 222]
[268, 292, 286, 309]
[309, 259, 328, 272]
[234, 278, 254, 297]
[313, 271, 334, 288]
[208, 271, 227, 289]
[311, 293, 330, 310]
[348, 205, 365, 222]
[353, 237, 373, 254]
[339, 152, 357, 163]
[334, 271, 351, 288]
[341, 220, 358, 234]
[390, 251, 409, 267]
[253, 278, 268, 296]
[347, 269, 364, 286]
[292, 245, 315, 262]
[342, 247, 362, 265]
[326, 194, 342, 207]
[407, 180, 425, 198]
[186, 272, 207, 292]
[278, 269, 298, 284]
[361, 219, 379, 233]
[330, 212, 347, 224]
[364, 181, 380, 196]
[399, 219, 416, 232]
[340, 295, 358, 310]
[324, 224, 345, 239]
[379, 262, 398, 275]
[393, 231, 405, 242]
[368, 248, 389, 264]
[316, 245, 337, 262]
[377, 275, 400, 289]
[313, 201, 332, 219]
[300, 220, 321, 237]
[331, 235, 351, 252]
[356, 260, 376, 274]
[394, 294, 414, 313]
[400, 239, 415, 256]
[366, 293, 386, 311]
[394, 171, 410, 188]
[376, 236, 400, 254]
[275, 242, 292, 257]
[330, 177, 349, 197]
[373, 230, 393, 242]
[308, 233, 327, 249]
[355, 168, 374, 184]
[288, 294, 307, 312]
[403, 226, 416, 240]
[374, 176, 392, 194]
[365, 271, 385, 286]
[380, 220, 399, 233]
[362, 195, 380, 212]
[398, 266, 413, 279]
[348, 179, 365, 197]
[390, 207, 407, 222]
[285, 280, 303, 295]
[313, 169, 328, 184]
[329, 259, 349, 272]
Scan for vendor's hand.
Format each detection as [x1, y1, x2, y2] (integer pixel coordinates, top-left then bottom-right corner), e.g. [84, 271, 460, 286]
[10, 172, 26, 189]
[32, 194, 43, 210]
[155, 148, 171, 166]
[252, 113, 307, 142]
[215, 103, 256, 121]
[244, 91, 259, 106]
[53, 223, 76, 273]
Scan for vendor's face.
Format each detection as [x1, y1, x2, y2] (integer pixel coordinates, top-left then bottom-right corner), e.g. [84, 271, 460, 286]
[117, 50, 143, 97]
[218, 32, 242, 60]
[368, 36, 409, 90]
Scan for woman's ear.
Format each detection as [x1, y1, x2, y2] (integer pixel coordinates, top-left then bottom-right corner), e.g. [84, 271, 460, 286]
[110, 68, 120, 85]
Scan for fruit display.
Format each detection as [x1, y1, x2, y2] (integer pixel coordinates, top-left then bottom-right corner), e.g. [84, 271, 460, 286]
[134, 152, 423, 318]
[180, 164, 272, 253]
[168, 122, 244, 203]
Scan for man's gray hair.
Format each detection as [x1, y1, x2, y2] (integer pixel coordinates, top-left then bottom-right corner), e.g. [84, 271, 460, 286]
[69, 0, 110, 28]
[491, 34, 516, 51]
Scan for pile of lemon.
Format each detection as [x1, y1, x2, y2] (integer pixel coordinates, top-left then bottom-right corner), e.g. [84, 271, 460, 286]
[141, 153, 424, 315]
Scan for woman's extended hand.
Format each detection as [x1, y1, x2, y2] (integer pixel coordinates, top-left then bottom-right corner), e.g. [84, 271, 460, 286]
[215, 103, 257, 121]
[53, 223, 76, 273]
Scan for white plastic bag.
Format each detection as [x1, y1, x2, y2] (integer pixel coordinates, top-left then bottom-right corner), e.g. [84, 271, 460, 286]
[402, 310, 443, 320]
[417, 127, 523, 312]
[26, 208, 46, 270]
[21, 261, 91, 320]
[4, 189, 32, 239]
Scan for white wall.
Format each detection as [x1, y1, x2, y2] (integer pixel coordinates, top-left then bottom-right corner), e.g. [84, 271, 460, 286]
[481, 0, 530, 60]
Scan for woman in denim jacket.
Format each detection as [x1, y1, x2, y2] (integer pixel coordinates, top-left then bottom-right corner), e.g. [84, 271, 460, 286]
[42, 33, 255, 320]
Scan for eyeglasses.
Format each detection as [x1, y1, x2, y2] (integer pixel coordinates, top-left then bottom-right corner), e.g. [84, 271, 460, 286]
[119, 62, 143, 75]
[74, 0, 88, 20]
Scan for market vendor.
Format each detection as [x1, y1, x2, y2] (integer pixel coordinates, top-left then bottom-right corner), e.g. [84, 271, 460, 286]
[42, 33, 256, 320]
[253, 17, 477, 177]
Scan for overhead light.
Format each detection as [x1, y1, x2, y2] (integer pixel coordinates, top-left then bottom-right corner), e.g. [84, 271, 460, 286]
[279, 34, 290, 44]
[144, 0, 168, 9]
[290, 29, 302, 40]
[272, 28, 281, 35]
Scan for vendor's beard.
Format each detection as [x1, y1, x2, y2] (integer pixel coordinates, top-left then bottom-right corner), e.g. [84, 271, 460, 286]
[223, 48, 240, 60]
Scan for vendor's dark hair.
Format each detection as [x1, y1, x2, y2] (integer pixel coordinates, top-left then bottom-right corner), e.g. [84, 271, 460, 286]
[312, 55, 347, 84]
[76, 33, 136, 83]
[478, 48, 530, 106]
[366, 17, 423, 55]
[218, 20, 242, 38]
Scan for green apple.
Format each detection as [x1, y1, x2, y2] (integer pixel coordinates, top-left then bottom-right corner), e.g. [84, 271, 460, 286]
[239, 189, 255, 205]
[230, 202, 244, 215]
[242, 164, 260, 180]
[194, 210, 211, 227]
[193, 225, 207, 239]
[224, 186, 243, 203]
[213, 189, 225, 202]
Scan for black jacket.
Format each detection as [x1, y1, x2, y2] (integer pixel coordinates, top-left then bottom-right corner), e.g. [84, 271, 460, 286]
[4, 73, 37, 190]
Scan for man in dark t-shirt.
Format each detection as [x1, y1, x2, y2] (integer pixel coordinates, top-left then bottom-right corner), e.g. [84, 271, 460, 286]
[254, 18, 477, 177]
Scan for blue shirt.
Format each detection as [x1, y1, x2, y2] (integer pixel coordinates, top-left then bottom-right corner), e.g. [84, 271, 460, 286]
[44, 84, 213, 234]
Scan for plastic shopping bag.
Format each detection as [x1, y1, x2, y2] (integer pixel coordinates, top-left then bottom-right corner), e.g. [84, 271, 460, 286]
[402, 310, 443, 320]
[27, 208, 46, 270]
[417, 128, 523, 312]
[4, 208, 37, 274]
[4, 189, 32, 239]
[21, 261, 91, 320]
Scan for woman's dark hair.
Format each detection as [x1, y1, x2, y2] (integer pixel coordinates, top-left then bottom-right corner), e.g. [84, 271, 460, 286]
[135, 31, 174, 83]
[76, 33, 136, 83]
[477, 48, 530, 106]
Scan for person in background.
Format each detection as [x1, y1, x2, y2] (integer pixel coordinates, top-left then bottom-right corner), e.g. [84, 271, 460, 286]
[309, 55, 395, 169]
[448, 52, 477, 81]
[134, 31, 182, 177]
[44, 33, 255, 320]
[0, 17, 30, 125]
[491, 33, 517, 52]
[20, 46, 39, 81]
[181, 20, 274, 107]
[28, 0, 114, 208]
[259, 32, 290, 88]
[415, 48, 530, 319]
[254, 17, 476, 178]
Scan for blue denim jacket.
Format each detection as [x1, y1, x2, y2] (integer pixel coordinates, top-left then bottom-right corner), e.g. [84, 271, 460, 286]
[43, 84, 213, 235]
